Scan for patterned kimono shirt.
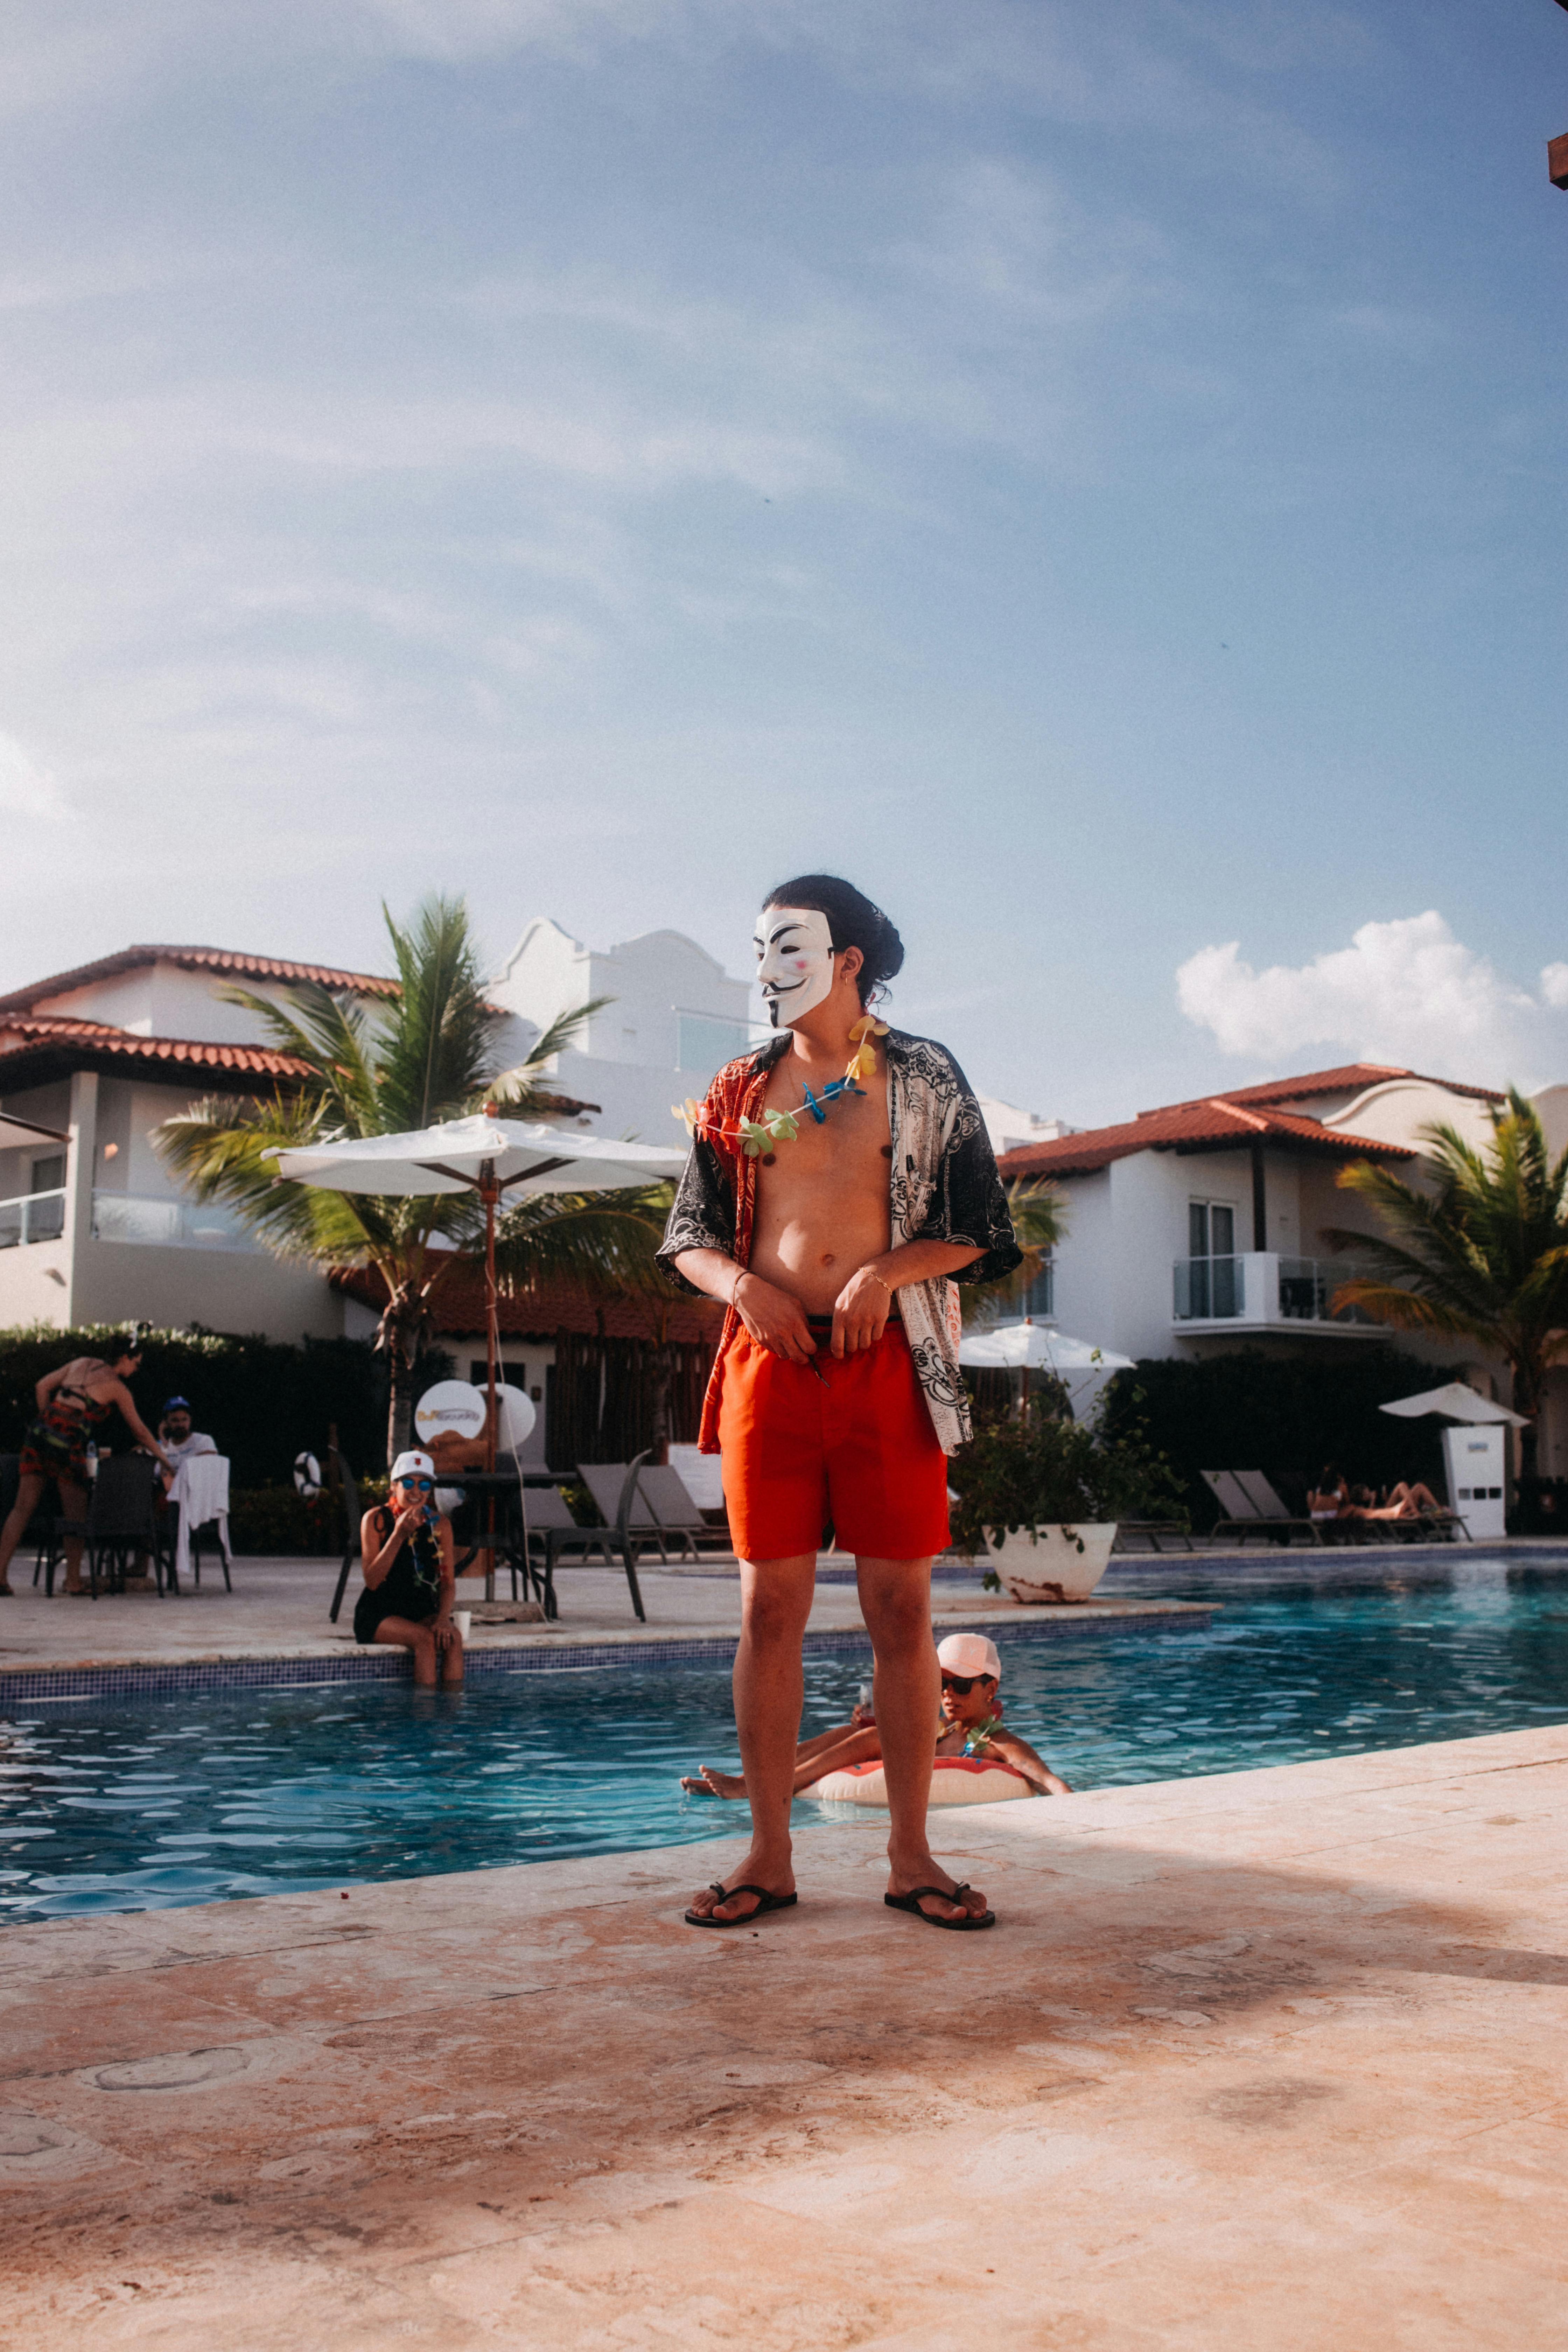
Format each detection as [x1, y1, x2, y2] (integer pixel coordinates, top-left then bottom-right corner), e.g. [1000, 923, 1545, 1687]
[657, 1028, 1022, 1456]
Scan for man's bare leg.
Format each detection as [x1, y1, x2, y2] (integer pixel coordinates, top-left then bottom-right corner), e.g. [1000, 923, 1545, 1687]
[857, 1555, 987, 1924]
[685, 1554, 816, 1922]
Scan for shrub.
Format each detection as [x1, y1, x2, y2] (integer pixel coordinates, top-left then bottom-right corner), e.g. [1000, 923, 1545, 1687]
[0, 1323, 451, 1486]
[1096, 1349, 1457, 1529]
[948, 1396, 1187, 1560]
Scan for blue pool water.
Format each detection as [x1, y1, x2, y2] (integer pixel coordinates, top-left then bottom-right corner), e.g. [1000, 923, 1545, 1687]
[2, 1557, 1566, 1921]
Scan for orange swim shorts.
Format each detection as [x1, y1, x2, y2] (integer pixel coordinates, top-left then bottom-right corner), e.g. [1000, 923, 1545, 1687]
[717, 1319, 951, 1562]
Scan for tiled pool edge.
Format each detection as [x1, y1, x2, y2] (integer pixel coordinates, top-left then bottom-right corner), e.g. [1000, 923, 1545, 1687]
[0, 1601, 1214, 1702]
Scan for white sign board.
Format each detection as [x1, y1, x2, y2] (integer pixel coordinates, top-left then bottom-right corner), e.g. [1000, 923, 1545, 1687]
[415, 1380, 486, 1446]
[1441, 1424, 1506, 1541]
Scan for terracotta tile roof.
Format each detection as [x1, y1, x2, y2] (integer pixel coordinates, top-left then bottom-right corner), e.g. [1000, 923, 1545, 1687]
[0, 1014, 600, 1115]
[998, 1096, 1418, 1180]
[0, 1014, 310, 1085]
[1142, 1062, 1505, 1115]
[0, 944, 399, 1013]
[331, 1261, 725, 1346]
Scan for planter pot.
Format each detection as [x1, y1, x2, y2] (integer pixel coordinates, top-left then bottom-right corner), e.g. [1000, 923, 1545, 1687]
[983, 1523, 1118, 1604]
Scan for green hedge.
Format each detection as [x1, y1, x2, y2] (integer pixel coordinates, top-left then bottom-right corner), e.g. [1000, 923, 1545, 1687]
[0, 1323, 448, 1488]
[1098, 1349, 1459, 1528]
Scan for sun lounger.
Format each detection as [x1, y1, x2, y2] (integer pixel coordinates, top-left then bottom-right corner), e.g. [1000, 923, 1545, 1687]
[1201, 1470, 1324, 1548]
[1112, 1521, 1195, 1554]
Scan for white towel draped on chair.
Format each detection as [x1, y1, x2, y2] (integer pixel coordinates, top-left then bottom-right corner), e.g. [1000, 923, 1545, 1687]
[172, 1454, 232, 1585]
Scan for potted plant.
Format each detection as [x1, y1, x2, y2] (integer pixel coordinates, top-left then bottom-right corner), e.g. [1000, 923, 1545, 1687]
[947, 1394, 1186, 1603]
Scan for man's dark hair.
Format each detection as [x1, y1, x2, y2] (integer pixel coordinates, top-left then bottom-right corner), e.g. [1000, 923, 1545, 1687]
[762, 874, 905, 1008]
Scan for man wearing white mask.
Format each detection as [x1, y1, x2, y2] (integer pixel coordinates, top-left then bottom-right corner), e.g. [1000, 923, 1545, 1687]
[660, 875, 1020, 1931]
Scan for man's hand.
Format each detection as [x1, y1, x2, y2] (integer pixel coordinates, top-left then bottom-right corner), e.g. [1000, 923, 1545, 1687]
[733, 1271, 818, 1363]
[831, 1264, 892, 1357]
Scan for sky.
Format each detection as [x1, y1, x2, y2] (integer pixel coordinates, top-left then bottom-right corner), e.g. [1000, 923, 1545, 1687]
[2, 0, 1567, 1127]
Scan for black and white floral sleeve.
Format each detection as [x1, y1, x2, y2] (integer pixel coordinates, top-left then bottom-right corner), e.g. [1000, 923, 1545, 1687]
[895, 1038, 1022, 1286]
[656, 1136, 735, 1295]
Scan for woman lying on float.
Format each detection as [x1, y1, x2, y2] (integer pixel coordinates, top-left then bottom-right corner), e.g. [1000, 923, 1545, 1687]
[681, 1632, 1071, 1806]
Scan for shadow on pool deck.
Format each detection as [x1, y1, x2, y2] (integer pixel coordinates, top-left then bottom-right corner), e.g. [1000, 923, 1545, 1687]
[0, 1724, 1565, 2347]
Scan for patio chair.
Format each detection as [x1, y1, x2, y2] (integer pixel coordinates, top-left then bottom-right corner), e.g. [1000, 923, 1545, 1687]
[635, 1464, 734, 1560]
[1202, 1470, 1324, 1549]
[505, 1482, 621, 1619]
[575, 1456, 654, 1623]
[328, 1448, 364, 1623]
[173, 1454, 233, 1590]
[82, 1454, 164, 1596]
[0, 1454, 53, 1588]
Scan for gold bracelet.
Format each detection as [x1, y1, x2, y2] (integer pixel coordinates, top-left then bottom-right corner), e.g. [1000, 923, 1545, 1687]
[864, 1269, 892, 1295]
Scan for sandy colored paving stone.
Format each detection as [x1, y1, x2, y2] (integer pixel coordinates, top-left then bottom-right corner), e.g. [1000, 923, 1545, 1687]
[0, 1731, 1562, 2347]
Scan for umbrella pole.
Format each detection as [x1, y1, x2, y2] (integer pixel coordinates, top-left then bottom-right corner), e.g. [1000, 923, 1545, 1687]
[483, 1164, 498, 1594]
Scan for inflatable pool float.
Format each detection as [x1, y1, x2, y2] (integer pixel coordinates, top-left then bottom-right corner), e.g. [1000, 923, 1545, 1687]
[811, 1755, 1033, 1807]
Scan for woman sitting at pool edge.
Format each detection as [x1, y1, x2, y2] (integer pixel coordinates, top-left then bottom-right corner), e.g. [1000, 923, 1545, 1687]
[356, 1450, 463, 1686]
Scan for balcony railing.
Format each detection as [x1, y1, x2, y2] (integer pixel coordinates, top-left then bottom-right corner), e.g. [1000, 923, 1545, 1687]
[91, 1190, 258, 1252]
[1173, 1254, 1379, 1328]
[0, 1187, 66, 1248]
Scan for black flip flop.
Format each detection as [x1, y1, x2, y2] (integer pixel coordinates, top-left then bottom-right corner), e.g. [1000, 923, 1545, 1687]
[884, 1882, 995, 1931]
[684, 1881, 798, 1929]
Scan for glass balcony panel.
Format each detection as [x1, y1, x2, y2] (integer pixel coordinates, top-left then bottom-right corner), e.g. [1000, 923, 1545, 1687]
[1173, 1256, 1242, 1319]
[0, 1188, 66, 1247]
[91, 1191, 255, 1250]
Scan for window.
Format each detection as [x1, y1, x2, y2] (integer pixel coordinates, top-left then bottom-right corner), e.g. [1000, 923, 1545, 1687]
[676, 1011, 754, 1076]
[1185, 1200, 1239, 1317]
[1020, 1262, 1054, 1318]
[30, 1155, 64, 1195]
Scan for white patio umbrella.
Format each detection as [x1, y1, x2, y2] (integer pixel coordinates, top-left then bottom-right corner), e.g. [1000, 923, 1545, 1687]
[268, 1115, 686, 1555]
[1378, 1381, 1529, 1428]
[958, 1318, 1134, 1414]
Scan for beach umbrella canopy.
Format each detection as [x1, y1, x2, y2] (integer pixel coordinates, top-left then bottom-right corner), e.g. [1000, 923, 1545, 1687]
[270, 1114, 686, 1563]
[270, 1114, 684, 1196]
[1378, 1380, 1529, 1428]
[958, 1320, 1134, 1373]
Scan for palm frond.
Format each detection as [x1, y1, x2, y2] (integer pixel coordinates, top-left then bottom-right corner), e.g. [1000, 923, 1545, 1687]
[485, 997, 611, 1111]
[375, 895, 503, 1132]
[491, 1185, 668, 1298]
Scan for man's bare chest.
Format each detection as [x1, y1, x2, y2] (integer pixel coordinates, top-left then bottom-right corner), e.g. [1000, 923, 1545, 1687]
[754, 1058, 892, 1194]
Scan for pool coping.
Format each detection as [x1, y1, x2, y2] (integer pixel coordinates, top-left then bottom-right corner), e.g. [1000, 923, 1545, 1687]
[0, 1596, 1216, 1702]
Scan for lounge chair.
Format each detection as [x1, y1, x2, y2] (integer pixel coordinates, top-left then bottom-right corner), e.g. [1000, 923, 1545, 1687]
[1112, 1521, 1195, 1554]
[634, 1464, 735, 1560]
[574, 1457, 654, 1623]
[1202, 1470, 1324, 1548]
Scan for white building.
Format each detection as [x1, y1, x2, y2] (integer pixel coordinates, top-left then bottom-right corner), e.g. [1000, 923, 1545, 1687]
[489, 919, 758, 1145]
[996, 1061, 1568, 1476]
[0, 925, 757, 1347]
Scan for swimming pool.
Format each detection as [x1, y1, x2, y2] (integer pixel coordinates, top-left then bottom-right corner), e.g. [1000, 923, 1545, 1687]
[2, 1555, 1566, 1921]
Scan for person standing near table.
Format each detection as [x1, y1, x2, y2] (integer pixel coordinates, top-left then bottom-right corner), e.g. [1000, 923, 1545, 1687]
[660, 874, 1020, 1930]
[0, 1336, 172, 1596]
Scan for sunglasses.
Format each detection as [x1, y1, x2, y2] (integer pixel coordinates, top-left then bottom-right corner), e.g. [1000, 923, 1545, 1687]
[396, 1476, 434, 1492]
[941, 1672, 993, 1696]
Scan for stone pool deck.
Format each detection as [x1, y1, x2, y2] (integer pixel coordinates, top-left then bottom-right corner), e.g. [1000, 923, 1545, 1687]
[2, 1720, 1565, 2346]
[0, 1554, 1212, 1686]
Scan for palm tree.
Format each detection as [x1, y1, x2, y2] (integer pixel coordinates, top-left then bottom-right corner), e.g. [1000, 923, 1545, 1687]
[153, 895, 663, 1462]
[962, 1179, 1068, 1326]
[1327, 1090, 1568, 1479]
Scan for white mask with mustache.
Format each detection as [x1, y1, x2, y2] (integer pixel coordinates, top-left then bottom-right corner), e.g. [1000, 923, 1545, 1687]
[754, 906, 835, 1029]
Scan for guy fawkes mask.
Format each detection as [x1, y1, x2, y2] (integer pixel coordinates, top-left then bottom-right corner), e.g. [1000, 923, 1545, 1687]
[754, 906, 835, 1030]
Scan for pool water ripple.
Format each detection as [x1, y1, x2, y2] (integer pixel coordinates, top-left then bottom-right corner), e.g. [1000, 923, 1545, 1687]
[1, 1556, 1566, 1920]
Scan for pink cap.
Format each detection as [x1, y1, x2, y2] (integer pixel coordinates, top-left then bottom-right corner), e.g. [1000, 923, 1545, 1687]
[936, 1632, 1002, 1680]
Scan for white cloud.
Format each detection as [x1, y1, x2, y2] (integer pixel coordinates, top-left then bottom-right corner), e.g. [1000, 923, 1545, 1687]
[0, 732, 70, 820]
[1176, 912, 1568, 1088]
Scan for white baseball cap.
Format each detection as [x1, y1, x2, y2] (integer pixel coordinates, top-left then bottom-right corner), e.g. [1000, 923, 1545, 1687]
[936, 1632, 1002, 1681]
[390, 1450, 436, 1482]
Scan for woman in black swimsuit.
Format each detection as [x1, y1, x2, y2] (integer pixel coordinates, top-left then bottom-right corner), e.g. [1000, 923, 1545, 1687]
[356, 1450, 463, 1686]
[0, 1335, 172, 1596]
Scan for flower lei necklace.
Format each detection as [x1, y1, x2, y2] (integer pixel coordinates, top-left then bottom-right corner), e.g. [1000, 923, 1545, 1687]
[675, 1015, 889, 1157]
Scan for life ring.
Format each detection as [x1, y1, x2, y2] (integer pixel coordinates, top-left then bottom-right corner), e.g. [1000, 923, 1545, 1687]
[810, 1755, 1034, 1807]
